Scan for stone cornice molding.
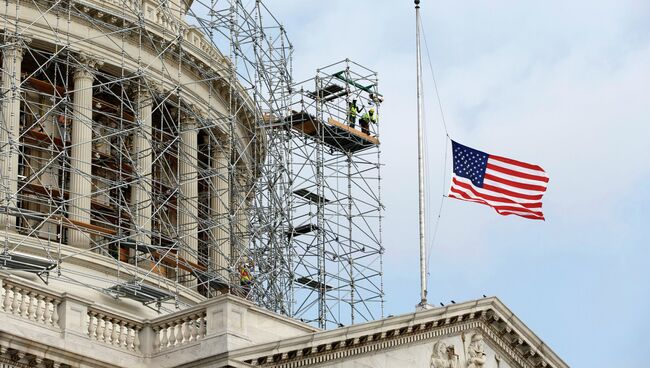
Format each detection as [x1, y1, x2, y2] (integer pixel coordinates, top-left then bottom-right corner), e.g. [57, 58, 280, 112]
[229, 298, 568, 368]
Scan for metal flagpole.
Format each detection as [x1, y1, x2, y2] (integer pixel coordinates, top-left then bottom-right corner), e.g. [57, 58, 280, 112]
[415, 0, 428, 307]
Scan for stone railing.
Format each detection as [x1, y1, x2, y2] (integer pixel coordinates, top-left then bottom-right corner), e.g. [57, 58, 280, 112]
[0, 277, 61, 329]
[87, 306, 143, 352]
[0, 271, 315, 367]
[152, 308, 207, 352]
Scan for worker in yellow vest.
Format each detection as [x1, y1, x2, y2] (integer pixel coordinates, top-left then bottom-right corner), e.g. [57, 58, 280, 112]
[359, 107, 377, 135]
[239, 262, 253, 294]
[347, 99, 359, 129]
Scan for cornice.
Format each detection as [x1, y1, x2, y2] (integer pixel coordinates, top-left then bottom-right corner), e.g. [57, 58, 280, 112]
[228, 298, 568, 368]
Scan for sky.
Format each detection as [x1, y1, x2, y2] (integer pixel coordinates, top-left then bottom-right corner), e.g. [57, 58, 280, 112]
[265, 1, 650, 367]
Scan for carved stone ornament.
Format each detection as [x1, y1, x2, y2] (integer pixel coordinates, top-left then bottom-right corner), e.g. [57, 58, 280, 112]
[430, 340, 458, 368]
[466, 333, 488, 368]
[72, 52, 104, 79]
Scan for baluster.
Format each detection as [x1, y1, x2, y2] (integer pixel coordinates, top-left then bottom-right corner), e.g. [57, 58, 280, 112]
[199, 313, 206, 338]
[43, 297, 52, 325]
[126, 324, 135, 350]
[88, 312, 97, 339]
[51, 300, 60, 327]
[118, 321, 127, 348]
[19, 289, 29, 318]
[103, 318, 112, 343]
[11, 287, 22, 315]
[189, 315, 197, 342]
[96, 314, 105, 341]
[160, 324, 169, 349]
[27, 292, 37, 320]
[168, 322, 177, 347]
[35, 295, 45, 323]
[134, 327, 140, 352]
[2, 284, 11, 311]
[181, 318, 190, 343]
[153, 328, 162, 351]
[110, 319, 120, 346]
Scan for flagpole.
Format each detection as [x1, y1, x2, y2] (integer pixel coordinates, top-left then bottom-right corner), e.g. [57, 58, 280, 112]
[415, 0, 428, 307]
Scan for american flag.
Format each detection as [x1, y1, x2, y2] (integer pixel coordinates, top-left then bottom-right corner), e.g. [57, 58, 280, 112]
[448, 140, 548, 220]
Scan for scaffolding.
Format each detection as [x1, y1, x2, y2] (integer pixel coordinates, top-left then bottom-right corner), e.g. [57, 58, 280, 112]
[0, 0, 294, 312]
[0, 0, 382, 327]
[282, 60, 384, 328]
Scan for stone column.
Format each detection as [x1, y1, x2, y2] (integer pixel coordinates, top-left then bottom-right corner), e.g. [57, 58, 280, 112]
[0, 40, 25, 229]
[210, 135, 230, 280]
[67, 55, 101, 247]
[130, 88, 153, 249]
[178, 112, 199, 286]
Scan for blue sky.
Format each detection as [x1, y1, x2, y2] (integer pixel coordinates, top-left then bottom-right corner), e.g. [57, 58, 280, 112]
[267, 1, 650, 366]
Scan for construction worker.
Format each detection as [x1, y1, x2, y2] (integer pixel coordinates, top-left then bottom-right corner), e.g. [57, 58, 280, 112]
[347, 99, 359, 128]
[239, 262, 253, 293]
[359, 107, 377, 135]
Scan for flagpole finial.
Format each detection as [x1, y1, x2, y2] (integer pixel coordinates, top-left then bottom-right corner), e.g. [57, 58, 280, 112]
[415, 0, 420, 6]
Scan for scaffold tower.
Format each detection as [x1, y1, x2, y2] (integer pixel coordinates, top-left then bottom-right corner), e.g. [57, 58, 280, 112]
[281, 60, 384, 328]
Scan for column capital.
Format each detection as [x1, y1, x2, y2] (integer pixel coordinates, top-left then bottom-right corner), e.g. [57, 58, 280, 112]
[215, 132, 232, 149]
[127, 78, 163, 101]
[181, 105, 205, 130]
[73, 52, 103, 80]
[1, 35, 31, 59]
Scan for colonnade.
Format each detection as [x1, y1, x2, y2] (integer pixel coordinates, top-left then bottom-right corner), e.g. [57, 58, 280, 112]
[0, 46, 237, 286]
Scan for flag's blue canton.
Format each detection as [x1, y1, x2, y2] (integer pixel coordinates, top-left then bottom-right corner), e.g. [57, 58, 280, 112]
[452, 141, 489, 188]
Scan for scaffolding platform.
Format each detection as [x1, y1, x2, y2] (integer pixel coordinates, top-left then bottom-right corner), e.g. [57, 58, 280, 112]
[284, 111, 379, 153]
[293, 188, 330, 204]
[295, 276, 333, 291]
[306, 83, 348, 102]
[0, 252, 56, 283]
[107, 281, 174, 305]
[285, 224, 320, 238]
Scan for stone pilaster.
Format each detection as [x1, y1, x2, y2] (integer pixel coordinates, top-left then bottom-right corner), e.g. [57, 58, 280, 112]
[178, 112, 199, 286]
[67, 54, 102, 247]
[130, 87, 153, 249]
[210, 134, 231, 280]
[0, 40, 26, 229]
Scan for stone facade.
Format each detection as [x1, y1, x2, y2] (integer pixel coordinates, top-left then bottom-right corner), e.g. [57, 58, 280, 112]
[0, 270, 567, 368]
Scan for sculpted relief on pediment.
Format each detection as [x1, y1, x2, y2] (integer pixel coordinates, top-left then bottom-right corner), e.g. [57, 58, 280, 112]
[430, 333, 507, 368]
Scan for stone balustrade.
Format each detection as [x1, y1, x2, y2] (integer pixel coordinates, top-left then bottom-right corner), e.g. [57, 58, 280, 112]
[87, 307, 143, 352]
[0, 272, 315, 367]
[153, 308, 207, 351]
[0, 272, 211, 355]
[0, 277, 61, 328]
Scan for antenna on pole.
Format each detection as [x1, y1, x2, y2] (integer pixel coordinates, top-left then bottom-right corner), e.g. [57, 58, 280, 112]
[415, 0, 429, 309]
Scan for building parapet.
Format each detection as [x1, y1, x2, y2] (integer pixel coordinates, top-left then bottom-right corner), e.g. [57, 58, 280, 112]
[0, 272, 316, 367]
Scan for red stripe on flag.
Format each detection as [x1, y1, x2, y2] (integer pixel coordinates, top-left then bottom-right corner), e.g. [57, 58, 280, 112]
[481, 183, 544, 200]
[449, 186, 544, 218]
[452, 179, 542, 208]
[486, 163, 549, 183]
[484, 173, 547, 192]
[490, 154, 545, 172]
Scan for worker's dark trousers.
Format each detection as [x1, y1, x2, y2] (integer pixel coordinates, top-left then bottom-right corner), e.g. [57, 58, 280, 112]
[360, 120, 369, 135]
[348, 115, 356, 128]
